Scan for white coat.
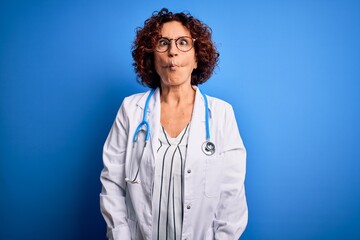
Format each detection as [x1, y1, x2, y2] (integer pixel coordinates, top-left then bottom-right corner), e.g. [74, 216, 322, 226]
[100, 87, 247, 240]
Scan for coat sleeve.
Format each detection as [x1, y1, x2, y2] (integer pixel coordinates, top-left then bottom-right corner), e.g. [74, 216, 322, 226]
[100, 102, 131, 239]
[214, 105, 248, 240]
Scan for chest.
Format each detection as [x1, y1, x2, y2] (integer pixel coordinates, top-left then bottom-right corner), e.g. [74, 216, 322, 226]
[160, 103, 193, 138]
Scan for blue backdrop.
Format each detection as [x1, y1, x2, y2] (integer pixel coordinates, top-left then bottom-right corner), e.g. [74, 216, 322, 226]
[1, 0, 360, 239]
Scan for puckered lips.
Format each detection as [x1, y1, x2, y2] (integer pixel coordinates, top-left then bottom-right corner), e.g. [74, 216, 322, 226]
[162, 61, 180, 71]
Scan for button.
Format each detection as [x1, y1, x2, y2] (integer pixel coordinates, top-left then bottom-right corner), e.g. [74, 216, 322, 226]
[187, 205, 191, 209]
[187, 169, 191, 173]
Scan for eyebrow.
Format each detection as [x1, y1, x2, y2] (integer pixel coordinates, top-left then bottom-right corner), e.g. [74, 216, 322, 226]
[159, 36, 192, 39]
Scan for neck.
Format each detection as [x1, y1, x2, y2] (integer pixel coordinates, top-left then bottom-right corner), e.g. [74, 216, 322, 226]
[160, 84, 196, 106]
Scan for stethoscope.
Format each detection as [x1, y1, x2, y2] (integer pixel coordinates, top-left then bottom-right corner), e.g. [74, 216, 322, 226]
[125, 88, 215, 184]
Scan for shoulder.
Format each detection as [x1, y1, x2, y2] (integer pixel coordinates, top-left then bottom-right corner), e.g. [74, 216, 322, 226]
[120, 89, 155, 113]
[121, 91, 147, 107]
[206, 94, 234, 114]
[115, 91, 149, 121]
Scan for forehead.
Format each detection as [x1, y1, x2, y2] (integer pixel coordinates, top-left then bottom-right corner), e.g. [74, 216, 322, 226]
[160, 21, 191, 37]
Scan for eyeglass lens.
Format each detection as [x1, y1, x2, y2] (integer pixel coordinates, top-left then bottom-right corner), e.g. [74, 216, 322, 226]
[156, 36, 194, 52]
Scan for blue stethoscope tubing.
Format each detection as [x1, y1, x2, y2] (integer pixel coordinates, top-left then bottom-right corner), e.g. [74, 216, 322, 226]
[201, 89, 211, 141]
[126, 88, 215, 184]
[132, 88, 156, 142]
[200, 90, 216, 156]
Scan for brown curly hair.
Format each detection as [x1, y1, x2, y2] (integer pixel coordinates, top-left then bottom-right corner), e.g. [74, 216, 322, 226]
[131, 8, 220, 89]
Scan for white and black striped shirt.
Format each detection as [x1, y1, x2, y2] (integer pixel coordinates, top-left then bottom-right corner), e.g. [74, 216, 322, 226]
[152, 124, 190, 240]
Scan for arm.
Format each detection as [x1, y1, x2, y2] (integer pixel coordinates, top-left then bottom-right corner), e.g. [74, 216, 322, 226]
[100, 103, 131, 239]
[214, 105, 248, 240]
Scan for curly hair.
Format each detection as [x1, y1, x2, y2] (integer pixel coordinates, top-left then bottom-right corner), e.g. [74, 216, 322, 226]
[131, 8, 220, 89]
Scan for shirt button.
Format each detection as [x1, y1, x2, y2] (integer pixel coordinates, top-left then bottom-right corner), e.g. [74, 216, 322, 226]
[187, 169, 191, 173]
[187, 205, 191, 209]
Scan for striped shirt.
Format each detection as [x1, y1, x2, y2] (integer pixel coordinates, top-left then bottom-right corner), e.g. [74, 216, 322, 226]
[152, 124, 190, 240]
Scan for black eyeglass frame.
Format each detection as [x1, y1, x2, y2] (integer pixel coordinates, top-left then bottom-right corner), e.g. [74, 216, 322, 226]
[154, 36, 196, 53]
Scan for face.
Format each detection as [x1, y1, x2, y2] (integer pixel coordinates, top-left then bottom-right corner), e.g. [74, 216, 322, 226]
[154, 21, 197, 88]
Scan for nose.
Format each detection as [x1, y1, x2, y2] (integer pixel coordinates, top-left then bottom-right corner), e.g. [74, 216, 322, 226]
[168, 40, 178, 57]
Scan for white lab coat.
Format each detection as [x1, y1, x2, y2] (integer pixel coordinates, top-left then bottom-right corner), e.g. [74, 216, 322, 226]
[100, 87, 247, 240]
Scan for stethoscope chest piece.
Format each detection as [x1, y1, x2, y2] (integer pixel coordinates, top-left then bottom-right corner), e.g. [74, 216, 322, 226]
[202, 141, 215, 156]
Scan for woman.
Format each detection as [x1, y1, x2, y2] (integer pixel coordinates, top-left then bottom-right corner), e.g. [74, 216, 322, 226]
[100, 8, 247, 240]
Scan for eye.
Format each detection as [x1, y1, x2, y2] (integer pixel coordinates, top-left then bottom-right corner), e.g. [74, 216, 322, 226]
[178, 37, 189, 46]
[158, 38, 170, 46]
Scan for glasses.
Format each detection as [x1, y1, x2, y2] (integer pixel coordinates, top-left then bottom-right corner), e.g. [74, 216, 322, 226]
[155, 36, 196, 53]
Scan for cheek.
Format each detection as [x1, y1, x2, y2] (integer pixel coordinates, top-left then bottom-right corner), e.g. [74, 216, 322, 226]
[154, 55, 162, 73]
[154, 52, 166, 62]
[189, 57, 197, 69]
[188, 52, 197, 68]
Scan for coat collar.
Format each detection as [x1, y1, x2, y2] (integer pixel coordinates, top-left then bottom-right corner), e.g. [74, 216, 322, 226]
[135, 86, 212, 120]
[192, 86, 211, 122]
[135, 88, 160, 111]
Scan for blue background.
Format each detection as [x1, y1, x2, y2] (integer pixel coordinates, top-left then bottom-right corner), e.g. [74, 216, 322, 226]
[1, 0, 359, 239]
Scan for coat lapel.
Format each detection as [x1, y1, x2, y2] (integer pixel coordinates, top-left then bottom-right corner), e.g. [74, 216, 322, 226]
[186, 87, 207, 162]
[135, 88, 161, 158]
[148, 88, 161, 161]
